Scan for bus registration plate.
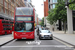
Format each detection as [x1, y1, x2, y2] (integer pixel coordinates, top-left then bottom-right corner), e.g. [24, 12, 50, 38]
[22, 38, 26, 39]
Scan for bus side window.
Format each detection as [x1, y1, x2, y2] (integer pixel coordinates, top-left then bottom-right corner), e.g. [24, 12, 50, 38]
[2, 21, 5, 23]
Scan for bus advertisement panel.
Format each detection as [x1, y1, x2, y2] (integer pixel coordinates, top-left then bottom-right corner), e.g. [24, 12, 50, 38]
[13, 7, 35, 39]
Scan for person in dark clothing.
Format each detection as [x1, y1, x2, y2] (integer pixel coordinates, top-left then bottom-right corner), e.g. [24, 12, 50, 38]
[53, 27, 54, 31]
[37, 27, 39, 35]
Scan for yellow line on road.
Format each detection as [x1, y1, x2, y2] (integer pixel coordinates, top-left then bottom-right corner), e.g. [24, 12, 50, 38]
[54, 38, 73, 48]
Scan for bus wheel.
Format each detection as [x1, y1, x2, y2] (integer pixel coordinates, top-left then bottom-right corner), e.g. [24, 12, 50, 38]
[5, 32, 7, 35]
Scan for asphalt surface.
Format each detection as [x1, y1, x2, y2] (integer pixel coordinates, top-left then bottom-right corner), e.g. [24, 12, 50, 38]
[0, 30, 74, 50]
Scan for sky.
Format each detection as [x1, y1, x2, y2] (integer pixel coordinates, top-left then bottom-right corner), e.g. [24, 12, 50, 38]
[32, 0, 44, 19]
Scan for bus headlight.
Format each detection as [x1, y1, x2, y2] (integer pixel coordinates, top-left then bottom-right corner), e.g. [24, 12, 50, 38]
[15, 33, 17, 35]
[30, 33, 33, 36]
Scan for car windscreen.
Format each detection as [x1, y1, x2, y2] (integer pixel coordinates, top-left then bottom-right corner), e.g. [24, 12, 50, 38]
[41, 30, 50, 33]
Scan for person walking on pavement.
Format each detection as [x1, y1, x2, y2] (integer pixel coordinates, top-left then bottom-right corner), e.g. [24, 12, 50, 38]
[53, 27, 54, 31]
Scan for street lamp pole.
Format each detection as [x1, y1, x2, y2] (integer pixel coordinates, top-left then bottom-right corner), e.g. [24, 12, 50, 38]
[65, 0, 73, 34]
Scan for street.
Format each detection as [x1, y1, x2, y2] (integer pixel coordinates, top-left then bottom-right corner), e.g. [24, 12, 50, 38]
[0, 30, 74, 50]
[0, 0, 75, 50]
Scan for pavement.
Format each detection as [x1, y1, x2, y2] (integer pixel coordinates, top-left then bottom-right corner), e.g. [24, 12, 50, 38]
[0, 34, 13, 46]
[52, 31, 75, 46]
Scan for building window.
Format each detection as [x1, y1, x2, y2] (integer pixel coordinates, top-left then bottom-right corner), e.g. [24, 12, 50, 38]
[0, 0, 3, 4]
[5, 9, 8, 14]
[53, 4, 55, 9]
[49, 0, 50, 2]
[49, 4, 50, 9]
[28, 0, 31, 2]
[5, 2, 7, 7]
[24, 0, 27, 1]
[11, 0, 14, 3]
[9, 11, 11, 16]
[53, 0, 57, 3]
[1, 7, 3, 13]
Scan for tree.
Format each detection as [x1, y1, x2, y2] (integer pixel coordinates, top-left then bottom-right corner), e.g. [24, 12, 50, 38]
[69, 0, 75, 10]
[39, 17, 44, 26]
[47, 9, 57, 25]
[47, 0, 67, 33]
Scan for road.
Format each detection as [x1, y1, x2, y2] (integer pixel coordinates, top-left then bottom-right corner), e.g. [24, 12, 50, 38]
[0, 30, 74, 50]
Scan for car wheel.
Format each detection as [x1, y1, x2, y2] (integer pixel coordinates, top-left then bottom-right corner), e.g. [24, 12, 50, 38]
[51, 37, 53, 40]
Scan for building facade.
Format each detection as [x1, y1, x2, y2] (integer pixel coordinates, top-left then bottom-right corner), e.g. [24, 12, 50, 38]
[44, 0, 75, 33]
[24, 0, 33, 7]
[44, 0, 58, 30]
[0, 0, 25, 20]
[44, 0, 48, 25]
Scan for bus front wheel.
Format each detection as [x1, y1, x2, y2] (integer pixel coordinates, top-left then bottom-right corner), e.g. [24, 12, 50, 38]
[5, 32, 7, 35]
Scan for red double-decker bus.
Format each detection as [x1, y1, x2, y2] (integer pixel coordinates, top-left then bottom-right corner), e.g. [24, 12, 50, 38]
[0, 19, 13, 35]
[12, 7, 35, 39]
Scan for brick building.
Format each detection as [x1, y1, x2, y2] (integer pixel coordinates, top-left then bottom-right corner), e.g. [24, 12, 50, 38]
[44, 0, 49, 17]
[0, 0, 25, 20]
[44, 0, 58, 30]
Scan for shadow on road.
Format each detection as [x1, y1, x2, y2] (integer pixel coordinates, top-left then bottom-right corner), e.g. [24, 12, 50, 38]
[39, 39, 53, 40]
[16, 39, 34, 41]
[0, 34, 11, 36]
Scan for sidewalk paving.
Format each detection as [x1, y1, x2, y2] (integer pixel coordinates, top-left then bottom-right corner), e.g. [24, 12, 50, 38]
[52, 31, 75, 46]
[0, 35, 13, 46]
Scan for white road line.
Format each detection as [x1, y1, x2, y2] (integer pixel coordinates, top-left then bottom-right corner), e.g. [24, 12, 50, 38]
[2, 45, 67, 48]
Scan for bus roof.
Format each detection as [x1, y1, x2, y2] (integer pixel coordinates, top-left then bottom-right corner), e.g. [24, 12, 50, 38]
[16, 7, 34, 9]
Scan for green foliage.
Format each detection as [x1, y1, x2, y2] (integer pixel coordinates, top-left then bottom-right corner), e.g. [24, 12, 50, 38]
[47, 1, 67, 25]
[69, 0, 75, 10]
[39, 18, 44, 26]
[55, 1, 67, 22]
[47, 9, 57, 25]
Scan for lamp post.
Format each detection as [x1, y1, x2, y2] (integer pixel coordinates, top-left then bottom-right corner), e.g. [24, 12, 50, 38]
[65, 0, 73, 34]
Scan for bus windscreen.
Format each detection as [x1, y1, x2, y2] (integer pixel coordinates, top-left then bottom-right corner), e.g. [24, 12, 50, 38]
[16, 8, 33, 15]
[15, 22, 34, 32]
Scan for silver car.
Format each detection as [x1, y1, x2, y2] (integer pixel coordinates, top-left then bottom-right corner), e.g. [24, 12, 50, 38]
[39, 30, 53, 40]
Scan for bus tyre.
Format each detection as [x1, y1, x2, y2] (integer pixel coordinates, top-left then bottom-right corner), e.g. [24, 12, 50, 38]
[5, 32, 7, 35]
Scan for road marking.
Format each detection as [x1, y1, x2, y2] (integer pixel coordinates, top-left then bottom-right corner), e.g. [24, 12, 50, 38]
[26, 41, 41, 45]
[2, 45, 67, 48]
[54, 38, 73, 48]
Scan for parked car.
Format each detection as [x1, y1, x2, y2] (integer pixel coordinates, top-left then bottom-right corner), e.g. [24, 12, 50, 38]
[39, 30, 53, 40]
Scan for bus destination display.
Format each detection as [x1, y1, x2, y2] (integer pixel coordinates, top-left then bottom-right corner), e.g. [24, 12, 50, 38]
[16, 17, 32, 21]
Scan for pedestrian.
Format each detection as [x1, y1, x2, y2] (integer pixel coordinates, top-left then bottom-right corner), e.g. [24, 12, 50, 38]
[53, 27, 54, 31]
[37, 27, 39, 35]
